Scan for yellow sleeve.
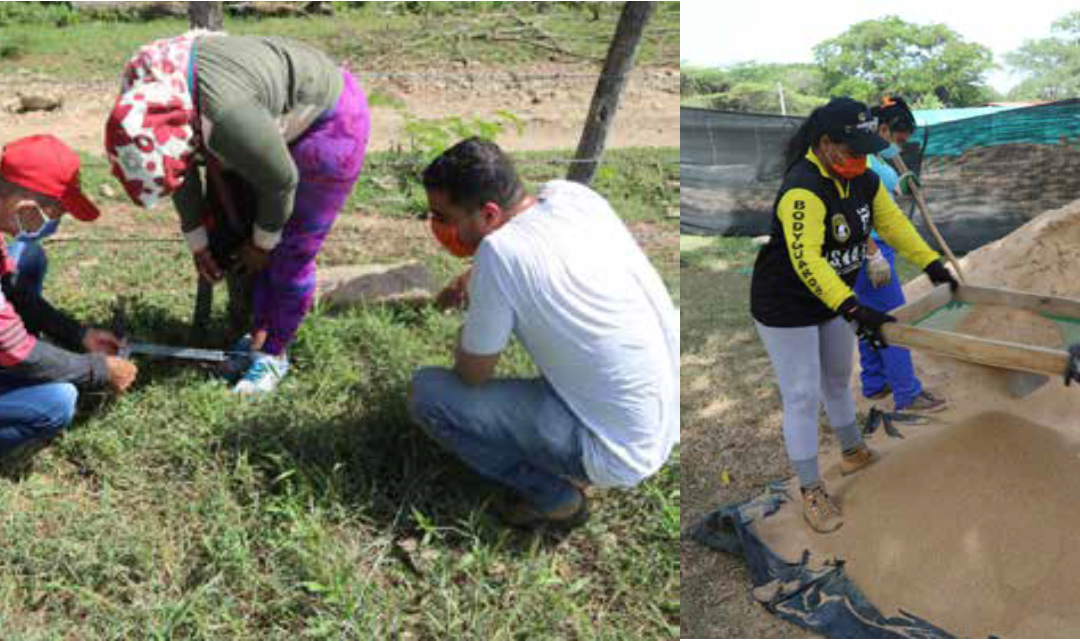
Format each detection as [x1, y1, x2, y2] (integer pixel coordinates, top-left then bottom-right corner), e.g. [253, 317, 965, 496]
[872, 180, 940, 269]
[778, 188, 853, 311]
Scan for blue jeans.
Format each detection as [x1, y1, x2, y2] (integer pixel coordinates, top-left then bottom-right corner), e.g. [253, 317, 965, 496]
[0, 225, 79, 456]
[853, 239, 923, 408]
[0, 374, 77, 455]
[407, 367, 590, 512]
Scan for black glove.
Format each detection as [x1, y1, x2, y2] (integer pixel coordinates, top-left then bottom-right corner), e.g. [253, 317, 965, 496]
[924, 259, 959, 292]
[839, 297, 896, 349]
[1065, 344, 1080, 386]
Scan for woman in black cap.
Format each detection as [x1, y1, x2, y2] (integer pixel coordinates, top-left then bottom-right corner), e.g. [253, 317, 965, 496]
[749, 97, 958, 533]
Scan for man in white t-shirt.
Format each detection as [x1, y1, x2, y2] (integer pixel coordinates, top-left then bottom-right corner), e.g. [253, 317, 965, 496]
[408, 138, 679, 529]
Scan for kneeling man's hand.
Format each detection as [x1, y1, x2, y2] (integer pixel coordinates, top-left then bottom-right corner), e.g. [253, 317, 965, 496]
[105, 356, 138, 394]
[83, 328, 124, 356]
[436, 269, 472, 312]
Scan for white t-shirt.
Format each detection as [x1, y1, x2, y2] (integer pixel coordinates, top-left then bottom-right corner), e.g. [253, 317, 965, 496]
[461, 180, 680, 488]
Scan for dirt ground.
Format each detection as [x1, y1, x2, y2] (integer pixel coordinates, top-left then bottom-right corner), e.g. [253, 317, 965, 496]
[680, 257, 816, 639]
[0, 63, 679, 158]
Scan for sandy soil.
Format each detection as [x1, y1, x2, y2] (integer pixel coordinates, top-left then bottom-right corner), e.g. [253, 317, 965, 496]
[0, 63, 679, 158]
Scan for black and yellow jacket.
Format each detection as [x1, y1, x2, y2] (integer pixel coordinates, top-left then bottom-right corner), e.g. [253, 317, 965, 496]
[750, 149, 939, 327]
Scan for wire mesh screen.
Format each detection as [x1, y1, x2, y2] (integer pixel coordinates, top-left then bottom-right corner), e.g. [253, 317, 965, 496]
[912, 301, 1080, 348]
[681, 100, 1080, 252]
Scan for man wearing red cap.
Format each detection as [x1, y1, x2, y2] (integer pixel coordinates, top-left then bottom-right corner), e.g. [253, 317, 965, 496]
[0, 135, 138, 476]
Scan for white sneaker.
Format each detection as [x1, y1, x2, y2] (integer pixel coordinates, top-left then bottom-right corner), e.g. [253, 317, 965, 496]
[232, 351, 289, 395]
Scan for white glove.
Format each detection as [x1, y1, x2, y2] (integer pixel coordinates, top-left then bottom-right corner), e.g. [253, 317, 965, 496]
[866, 250, 892, 289]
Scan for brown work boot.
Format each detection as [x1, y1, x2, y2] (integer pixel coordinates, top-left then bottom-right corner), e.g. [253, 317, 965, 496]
[497, 488, 590, 531]
[840, 444, 878, 476]
[0, 438, 52, 480]
[900, 390, 948, 413]
[801, 484, 843, 533]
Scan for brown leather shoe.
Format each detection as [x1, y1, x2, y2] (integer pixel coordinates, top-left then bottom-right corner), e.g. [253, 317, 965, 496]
[0, 437, 52, 480]
[842, 442, 876, 476]
[900, 390, 948, 413]
[497, 488, 589, 530]
[840, 444, 878, 476]
[801, 484, 843, 533]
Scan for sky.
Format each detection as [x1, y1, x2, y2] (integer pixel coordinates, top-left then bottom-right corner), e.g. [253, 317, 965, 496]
[680, 0, 1079, 94]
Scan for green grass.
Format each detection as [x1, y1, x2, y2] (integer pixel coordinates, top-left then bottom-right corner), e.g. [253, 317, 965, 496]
[679, 235, 758, 275]
[0, 3, 679, 82]
[352, 147, 680, 224]
[0, 158, 679, 638]
[75, 148, 679, 227]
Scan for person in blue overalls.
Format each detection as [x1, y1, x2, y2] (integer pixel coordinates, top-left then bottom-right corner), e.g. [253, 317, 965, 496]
[854, 96, 947, 413]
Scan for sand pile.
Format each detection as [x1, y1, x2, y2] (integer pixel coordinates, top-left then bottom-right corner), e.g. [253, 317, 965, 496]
[754, 411, 1080, 637]
[749, 198, 1080, 636]
[817, 412, 1080, 638]
[907, 197, 1080, 300]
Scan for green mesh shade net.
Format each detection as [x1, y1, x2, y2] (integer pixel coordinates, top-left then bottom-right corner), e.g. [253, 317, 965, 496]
[911, 300, 1080, 346]
[681, 99, 1080, 253]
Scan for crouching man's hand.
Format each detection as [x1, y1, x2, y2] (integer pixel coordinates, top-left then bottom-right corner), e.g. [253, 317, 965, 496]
[105, 356, 138, 394]
[436, 269, 472, 312]
[83, 328, 124, 356]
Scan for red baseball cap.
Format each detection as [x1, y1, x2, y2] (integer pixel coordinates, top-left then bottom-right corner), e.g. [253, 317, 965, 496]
[1, 135, 100, 222]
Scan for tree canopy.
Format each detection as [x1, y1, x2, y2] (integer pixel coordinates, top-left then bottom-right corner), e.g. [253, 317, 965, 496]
[813, 15, 996, 107]
[682, 15, 1000, 114]
[1005, 11, 1080, 101]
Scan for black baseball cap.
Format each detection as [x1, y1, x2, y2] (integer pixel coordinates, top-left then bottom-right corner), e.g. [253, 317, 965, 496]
[816, 97, 889, 155]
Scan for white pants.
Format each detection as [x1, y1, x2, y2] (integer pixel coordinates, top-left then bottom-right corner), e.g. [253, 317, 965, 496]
[755, 316, 860, 465]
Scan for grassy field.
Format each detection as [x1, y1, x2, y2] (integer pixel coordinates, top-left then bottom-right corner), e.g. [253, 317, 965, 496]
[0, 2, 680, 80]
[0, 139, 680, 639]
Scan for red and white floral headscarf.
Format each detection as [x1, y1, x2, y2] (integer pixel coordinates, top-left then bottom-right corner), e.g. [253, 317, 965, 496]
[105, 32, 201, 209]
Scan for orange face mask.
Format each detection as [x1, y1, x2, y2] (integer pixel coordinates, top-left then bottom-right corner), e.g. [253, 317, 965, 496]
[829, 151, 867, 179]
[430, 218, 478, 258]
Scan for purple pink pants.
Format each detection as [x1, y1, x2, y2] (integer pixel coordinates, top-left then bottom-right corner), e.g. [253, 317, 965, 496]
[254, 69, 370, 356]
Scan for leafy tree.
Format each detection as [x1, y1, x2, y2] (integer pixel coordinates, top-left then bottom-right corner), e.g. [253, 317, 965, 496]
[680, 62, 828, 114]
[1005, 11, 1080, 101]
[680, 65, 729, 97]
[813, 16, 995, 106]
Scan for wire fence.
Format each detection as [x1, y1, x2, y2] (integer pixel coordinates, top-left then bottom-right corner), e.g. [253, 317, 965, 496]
[0, 69, 676, 94]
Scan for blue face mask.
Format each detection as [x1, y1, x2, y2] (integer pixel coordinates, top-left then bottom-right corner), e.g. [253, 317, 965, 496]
[879, 143, 901, 160]
[17, 216, 59, 242]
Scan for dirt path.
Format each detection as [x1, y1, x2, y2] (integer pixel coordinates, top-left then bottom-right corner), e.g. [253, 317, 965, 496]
[680, 261, 818, 639]
[0, 63, 679, 158]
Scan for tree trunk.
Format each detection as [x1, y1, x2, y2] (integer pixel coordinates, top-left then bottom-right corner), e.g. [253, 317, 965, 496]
[567, 1, 656, 185]
[188, 1, 223, 30]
